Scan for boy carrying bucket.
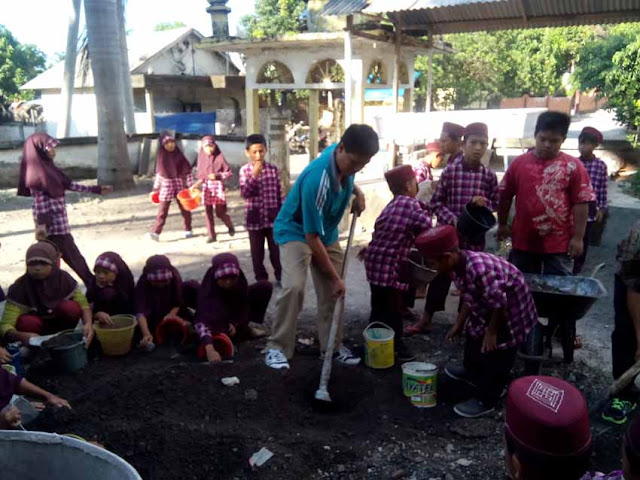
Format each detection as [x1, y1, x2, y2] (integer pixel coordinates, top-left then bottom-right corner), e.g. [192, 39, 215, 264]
[415, 225, 538, 418]
[362, 165, 432, 362]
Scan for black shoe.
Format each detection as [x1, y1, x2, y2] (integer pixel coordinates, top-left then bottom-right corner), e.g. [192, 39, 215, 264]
[206, 236, 216, 244]
[228, 226, 236, 237]
[396, 345, 417, 362]
[453, 398, 495, 418]
[445, 365, 477, 388]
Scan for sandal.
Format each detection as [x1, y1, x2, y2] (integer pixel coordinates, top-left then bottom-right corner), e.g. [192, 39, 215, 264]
[404, 324, 432, 336]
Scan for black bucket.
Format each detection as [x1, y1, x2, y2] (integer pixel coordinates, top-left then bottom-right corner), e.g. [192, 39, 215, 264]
[456, 203, 496, 244]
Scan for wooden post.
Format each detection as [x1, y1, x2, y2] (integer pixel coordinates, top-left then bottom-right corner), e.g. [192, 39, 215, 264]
[145, 88, 155, 133]
[269, 115, 291, 195]
[309, 90, 320, 160]
[344, 15, 353, 128]
[392, 20, 402, 114]
[245, 88, 260, 135]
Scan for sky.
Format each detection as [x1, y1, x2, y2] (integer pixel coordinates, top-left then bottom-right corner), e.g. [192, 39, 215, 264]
[2, 0, 254, 62]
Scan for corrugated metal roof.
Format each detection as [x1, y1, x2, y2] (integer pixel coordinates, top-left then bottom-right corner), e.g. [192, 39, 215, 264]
[322, 0, 370, 16]
[323, 0, 640, 33]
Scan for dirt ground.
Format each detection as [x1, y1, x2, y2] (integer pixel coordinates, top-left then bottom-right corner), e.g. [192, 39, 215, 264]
[0, 178, 635, 479]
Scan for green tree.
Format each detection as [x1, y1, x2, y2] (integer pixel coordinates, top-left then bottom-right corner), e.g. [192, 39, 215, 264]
[604, 39, 640, 128]
[154, 21, 187, 31]
[414, 27, 590, 109]
[241, 0, 306, 39]
[0, 26, 46, 101]
[573, 24, 640, 92]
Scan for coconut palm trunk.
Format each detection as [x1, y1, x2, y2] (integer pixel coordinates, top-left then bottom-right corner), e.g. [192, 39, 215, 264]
[84, 0, 134, 189]
[117, 0, 136, 134]
[58, 0, 82, 138]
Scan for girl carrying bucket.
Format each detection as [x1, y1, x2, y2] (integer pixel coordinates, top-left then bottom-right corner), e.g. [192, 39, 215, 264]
[148, 133, 194, 241]
[194, 253, 271, 363]
[191, 136, 235, 243]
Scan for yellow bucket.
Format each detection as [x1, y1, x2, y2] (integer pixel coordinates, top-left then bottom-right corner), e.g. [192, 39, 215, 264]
[363, 322, 395, 369]
[94, 314, 137, 356]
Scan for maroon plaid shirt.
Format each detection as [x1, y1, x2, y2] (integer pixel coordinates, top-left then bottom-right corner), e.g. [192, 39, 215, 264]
[453, 251, 538, 349]
[239, 162, 283, 231]
[32, 182, 100, 235]
[430, 159, 499, 227]
[203, 175, 230, 206]
[364, 195, 432, 291]
[153, 174, 194, 202]
[581, 156, 608, 221]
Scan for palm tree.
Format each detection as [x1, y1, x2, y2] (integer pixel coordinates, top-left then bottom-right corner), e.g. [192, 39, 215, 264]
[58, 0, 81, 138]
[84, 0, 133, 189]
[117, 0, 136, 134]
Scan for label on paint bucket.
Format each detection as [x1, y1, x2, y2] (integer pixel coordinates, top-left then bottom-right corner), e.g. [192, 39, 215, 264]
[402, 362, 437, 408]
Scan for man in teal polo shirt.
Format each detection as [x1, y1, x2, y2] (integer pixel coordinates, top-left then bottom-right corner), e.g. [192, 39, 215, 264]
[265, 124, 379, 369]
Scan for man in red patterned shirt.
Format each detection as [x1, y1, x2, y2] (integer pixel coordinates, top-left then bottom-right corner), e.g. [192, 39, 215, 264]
[239, 134, 283, 284]
[416, 225, 538, 418]
[363, 165, 432, 361]
[498, 112, 595, 276]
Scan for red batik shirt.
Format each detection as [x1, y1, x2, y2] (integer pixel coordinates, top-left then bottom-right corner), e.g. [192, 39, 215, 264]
[364, 195, 432, 291]
[32, 182, 101, 235]
[453, 251, 538, 349]
[500, 151, 595, 254]
[239, 162, 282, 231]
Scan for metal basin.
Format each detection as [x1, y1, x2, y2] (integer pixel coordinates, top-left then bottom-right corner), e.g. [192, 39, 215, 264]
[0, 431, 141, 480]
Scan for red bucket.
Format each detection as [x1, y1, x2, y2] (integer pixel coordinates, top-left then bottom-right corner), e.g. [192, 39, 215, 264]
[177, 189, 201, 211]
[197, 333, 234, 360]
[150, 191, 160, 204]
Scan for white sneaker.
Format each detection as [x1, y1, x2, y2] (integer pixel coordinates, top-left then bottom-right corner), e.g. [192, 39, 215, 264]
[265, 349, 290, 370]
[183, 231, 194, 239]
[320, 344, 361, 366]
[147, 232, 159, 242]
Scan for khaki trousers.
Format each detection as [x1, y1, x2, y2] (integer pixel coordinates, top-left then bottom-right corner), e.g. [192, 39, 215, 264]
[267, 241, 343, 359]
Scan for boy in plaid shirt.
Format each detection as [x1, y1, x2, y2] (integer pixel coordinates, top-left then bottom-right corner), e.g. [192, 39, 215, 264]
[416, 225, 538, 418]
[574, 126, 608, 274]
[363, 165, 432, 361]
[406, 122, 498, 336]
[239, 134, 283, 283]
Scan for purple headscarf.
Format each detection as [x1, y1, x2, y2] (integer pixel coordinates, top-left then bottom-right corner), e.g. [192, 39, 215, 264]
[156, 132, 192, 179]
[196, 136, 230, 180]
[7, 242, 77, 313]
[135, 255, 183, 326]
[86, 252, 135, 315]
[195, 253, 248, 334]
[17, 133, 71, 198]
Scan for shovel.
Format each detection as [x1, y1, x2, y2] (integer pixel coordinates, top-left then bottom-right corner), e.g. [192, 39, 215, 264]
[315, 211, 358, 403]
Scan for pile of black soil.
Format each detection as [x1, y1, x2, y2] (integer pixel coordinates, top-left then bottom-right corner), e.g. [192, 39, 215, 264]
[27, 323, 625, 479]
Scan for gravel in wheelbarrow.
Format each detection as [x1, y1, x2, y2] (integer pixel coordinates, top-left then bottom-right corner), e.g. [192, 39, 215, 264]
[524, 274, 607, 321]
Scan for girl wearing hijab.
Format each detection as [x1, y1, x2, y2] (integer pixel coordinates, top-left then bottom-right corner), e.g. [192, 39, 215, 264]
[135, 255, 190, 349]
[0, 242, 94, 346]
[195, 253, 272, 363]
[148, 132, 194, 241]
[191, 136, 235, 243]
[86, 252, 135, 325]
[17, 133, 113, 287]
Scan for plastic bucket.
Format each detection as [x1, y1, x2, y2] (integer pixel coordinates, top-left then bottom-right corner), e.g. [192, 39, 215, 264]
[47, 331, 87, 373]
[177, 189, 201, 211]
[402, 362, 438, 408]
[150, 191, 160, 204]
[363, 322, 394, 369]
[94, 315, 137, 356]
[457, 202, 496, 243]
[0, 431, 142, 479]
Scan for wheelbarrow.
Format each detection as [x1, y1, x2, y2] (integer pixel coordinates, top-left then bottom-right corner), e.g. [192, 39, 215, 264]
[519, 264, 607, 373]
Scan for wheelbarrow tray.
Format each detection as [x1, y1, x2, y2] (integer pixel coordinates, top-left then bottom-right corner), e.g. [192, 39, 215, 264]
[524, 274, 607, 320]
